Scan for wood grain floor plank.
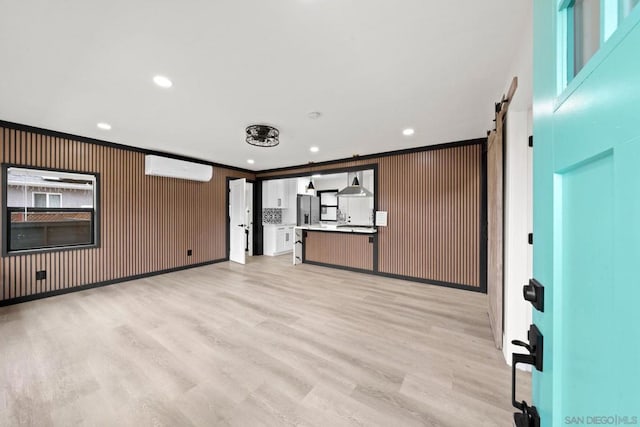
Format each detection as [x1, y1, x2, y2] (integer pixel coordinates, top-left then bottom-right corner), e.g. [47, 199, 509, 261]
[0, 255, 529, 426]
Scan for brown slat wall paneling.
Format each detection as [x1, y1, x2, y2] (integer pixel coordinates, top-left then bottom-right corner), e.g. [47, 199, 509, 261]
[0, 125, 254, 304]
[257, 142, 484, 290]
[304, 231, 374, 271]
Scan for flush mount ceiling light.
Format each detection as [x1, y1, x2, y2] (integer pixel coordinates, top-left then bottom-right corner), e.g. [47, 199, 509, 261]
[308, 111, 322, 120]
[97, 122, 112, 130]
[246, 124, 279, 147]
[310, 146, 319, 153]
[402, 128, 415, 136]
[153, 75, 173, 88]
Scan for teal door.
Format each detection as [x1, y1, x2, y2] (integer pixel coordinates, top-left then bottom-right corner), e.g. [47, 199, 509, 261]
[531, 1, 640, 425]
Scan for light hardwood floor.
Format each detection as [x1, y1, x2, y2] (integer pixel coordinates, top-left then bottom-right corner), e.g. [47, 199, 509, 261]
[0, 255, 530, 426]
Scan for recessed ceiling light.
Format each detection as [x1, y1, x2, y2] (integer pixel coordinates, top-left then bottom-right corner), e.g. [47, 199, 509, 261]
[403, 128, 415, 136]
[97, 122, 111, 130]
[247, 159, 255, 164]
[308, 111, 322, 120]
[310, 146, 319, 153]
[153, 75, 173, 88]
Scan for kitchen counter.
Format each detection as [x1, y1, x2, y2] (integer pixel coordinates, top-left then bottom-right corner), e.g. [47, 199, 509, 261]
[294, 225, 377, 234]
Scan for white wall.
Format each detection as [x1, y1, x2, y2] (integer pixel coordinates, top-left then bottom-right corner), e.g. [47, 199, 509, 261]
[501, 1, 534, 368]
[503, 109, 533, 367]
[313, 174, 349, 192]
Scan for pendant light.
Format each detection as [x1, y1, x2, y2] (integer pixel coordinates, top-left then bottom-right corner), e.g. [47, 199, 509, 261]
[307, 179, 315, 190]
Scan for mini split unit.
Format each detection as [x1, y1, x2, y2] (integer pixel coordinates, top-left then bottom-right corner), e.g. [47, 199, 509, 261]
[144, 155, 213, 182]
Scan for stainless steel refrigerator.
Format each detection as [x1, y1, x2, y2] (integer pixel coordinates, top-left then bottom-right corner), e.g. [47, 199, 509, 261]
[296, 195, 320, 226]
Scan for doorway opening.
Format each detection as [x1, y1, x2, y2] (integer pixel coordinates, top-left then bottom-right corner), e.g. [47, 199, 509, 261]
[227, 178, 255, 265]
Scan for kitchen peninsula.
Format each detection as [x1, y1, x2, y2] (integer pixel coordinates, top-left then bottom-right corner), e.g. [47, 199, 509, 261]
[293, 225, 377, 272]
[262, 167, 379, 272]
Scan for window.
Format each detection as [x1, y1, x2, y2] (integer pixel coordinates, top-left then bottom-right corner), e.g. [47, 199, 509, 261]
[619, 0, 640, 21]
[318, 190, 339, 222]
[571, 0, 601, 77]
[3, 166, 99, 253]
[563, 0, 639, 84]
[33, 192, 62, 208]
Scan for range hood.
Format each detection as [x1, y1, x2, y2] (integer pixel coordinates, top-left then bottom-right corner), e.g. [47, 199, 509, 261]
[337, 174, 373, 198]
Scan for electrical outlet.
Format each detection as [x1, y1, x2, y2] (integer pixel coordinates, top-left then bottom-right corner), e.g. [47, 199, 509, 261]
[36, 270, 46, 281]
[187, 249, 193, 256]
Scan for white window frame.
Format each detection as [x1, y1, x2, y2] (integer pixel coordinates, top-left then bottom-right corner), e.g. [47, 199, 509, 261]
[32, 192, 62, 208]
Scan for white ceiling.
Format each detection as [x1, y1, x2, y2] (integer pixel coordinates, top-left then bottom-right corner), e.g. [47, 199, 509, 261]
[0, 0, 530, 171]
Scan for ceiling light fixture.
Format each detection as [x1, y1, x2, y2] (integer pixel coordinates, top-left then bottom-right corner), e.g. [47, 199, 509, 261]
[402, 128, 415, 136]
[153, 75, 173, 88]
[247, 159, 255, 164]
[246, 124, 279, 147]
[97, 122, 112, 130]
[310, 146, 319, 153]
[307, 179, 315, 190]
[308, 111, 322, 120]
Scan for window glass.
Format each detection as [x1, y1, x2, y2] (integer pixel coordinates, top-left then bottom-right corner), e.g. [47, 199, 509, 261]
[5, 167, 97, 252]
[573, 0, 601, 77]
[48, 194, 61, 208]
[619, 0, 640, 20]
[33, 193, 46, 207]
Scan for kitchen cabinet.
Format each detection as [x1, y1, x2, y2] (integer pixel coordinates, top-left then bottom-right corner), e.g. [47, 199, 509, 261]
[263, 179, 291, 208]
[264, 224, 294, 255]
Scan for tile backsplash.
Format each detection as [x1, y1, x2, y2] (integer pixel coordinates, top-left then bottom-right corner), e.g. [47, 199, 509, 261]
[262, 208, 283, 224]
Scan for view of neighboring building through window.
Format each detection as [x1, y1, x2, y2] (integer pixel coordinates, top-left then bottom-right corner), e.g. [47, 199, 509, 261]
[4, 167, 97, 252]
[33, 192, 62, 208]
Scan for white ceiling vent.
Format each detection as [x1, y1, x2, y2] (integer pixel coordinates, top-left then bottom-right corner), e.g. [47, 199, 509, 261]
[144, 155, 213, 182]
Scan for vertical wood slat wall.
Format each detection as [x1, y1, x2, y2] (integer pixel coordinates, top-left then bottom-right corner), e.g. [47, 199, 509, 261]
[304, 231, 374, 271]
[0, 126, 253, 303]
[257, 142, 484, 289]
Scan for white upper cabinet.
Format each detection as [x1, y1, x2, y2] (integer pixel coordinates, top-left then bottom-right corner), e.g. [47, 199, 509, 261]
[263, 179, 290, 208]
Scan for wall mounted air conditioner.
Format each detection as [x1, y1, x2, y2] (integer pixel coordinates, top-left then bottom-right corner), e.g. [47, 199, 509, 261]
[144, 155, 213, 182]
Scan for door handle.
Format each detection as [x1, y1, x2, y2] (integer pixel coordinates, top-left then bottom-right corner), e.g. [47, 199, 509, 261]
[511, 324, 543, 426]
[513, 402, 540, 427]
[237, 224, 245, 227]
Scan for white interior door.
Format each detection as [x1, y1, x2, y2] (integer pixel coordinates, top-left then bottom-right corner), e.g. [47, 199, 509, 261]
[229, 178, 247, 264]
